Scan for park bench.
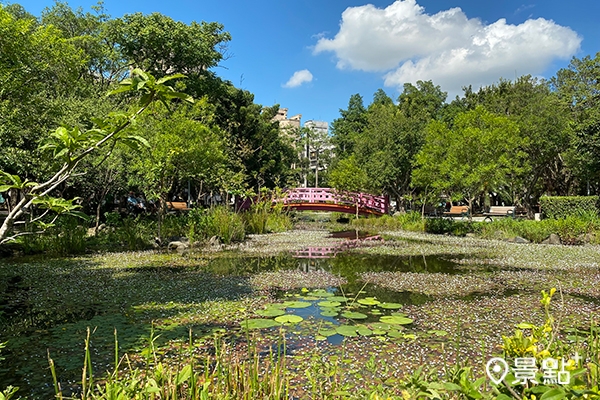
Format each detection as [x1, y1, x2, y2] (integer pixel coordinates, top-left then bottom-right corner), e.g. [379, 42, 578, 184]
[443, 205, 469, 218]
[167, 201, 190, 213]
[483, 206, 516, 222]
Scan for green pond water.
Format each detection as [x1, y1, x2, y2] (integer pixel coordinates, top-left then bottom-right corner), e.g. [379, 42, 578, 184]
[0, 236, 492, 398]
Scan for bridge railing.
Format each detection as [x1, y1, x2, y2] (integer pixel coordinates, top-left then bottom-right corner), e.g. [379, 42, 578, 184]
[282, 188, 388, 214]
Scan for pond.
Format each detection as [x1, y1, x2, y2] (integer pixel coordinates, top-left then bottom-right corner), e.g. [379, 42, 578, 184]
[1, 230, 599, 398]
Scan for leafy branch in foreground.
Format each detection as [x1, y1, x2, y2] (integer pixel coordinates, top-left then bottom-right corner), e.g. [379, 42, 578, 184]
[0, 69, 193, 245]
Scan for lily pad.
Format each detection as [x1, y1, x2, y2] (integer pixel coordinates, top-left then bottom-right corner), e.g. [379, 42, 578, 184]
[255, 308, 286, 317]
[356, 326, 373, 336]
[240, 319, 279, 330]
[275, 315, 304, 324]
[282, 301, 312, 309]
[318, 301, 342, 308]
[336, 325, 358, 337]
[341, 311, 368, 320]
[318, 328, 338, 337]
[379, 302, 403, 309]
[380, 316, 413, 325]
[328, 296, 348, 302]
[358, 297, 380, 306]
[372, 329, 387, 335]
[320, 310, 339, 317]
[369, 322, 394, 331]
[370, 310, 383, 315]
[387, 330, 404, 338]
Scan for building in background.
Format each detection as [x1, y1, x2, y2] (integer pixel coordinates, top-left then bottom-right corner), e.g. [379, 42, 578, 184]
[303, 120, 333, 188]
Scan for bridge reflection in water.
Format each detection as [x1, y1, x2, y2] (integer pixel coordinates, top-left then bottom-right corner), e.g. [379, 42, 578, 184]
[292, 235, 383, 268]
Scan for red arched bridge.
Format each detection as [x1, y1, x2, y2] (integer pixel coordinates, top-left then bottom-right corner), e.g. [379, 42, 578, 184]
[280, 188, 388, 216]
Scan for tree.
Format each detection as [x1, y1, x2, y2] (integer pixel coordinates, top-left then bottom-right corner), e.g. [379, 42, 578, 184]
[551, 53, 600, 195]
[0, 4, 90, 177]
[413, 106, 524, 213]
[330, 94, 368, 159]
[0, 70, 193, 244]
[106, 12, 230, 77]
[467, 76, 573, 208]
[328, 155, 369, 193]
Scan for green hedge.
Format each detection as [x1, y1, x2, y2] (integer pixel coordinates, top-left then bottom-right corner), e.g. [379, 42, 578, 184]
[539, 196, 599, 219]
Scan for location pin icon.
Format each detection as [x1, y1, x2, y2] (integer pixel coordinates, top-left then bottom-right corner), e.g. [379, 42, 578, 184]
[486, 357, 509, 385]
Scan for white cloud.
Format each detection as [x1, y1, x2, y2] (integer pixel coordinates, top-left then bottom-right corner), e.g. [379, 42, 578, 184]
[283, 69, 314, 88]
[314, 0, 581, 96]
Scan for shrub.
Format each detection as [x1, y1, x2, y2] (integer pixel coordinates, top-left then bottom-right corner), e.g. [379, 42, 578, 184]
[188, 207, 245, 244]
[352, 212, 425, 232]
[539, 195, 599, 219]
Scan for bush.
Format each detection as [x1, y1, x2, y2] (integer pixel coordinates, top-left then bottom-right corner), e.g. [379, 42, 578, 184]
[540, 195, 599, 219]
[188, 207, 245, 244]
[352, 212, 425, 232]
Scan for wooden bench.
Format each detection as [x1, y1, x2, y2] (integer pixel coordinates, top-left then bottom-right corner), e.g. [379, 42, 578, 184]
[483, 206, 515, 221]
[167, 201, 191, 212]
[443, 205, 469, 218]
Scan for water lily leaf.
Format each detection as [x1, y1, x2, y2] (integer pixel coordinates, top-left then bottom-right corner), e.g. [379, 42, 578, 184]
[301, 287, 309, 293]
[336, 325, 358, 337]
[241, 319, 279, 330]
[379, 302, 403, 309]
[300, 296, 319, 301]
[380, 316, 413, 325]
[275, 315, 303, 324]
[315, 335, 327, 341]
[282, 301, 312, 309]
[357, 297, 380, 306]
[370, 310, 383, 315]
[320, 310, 339, 317]
[391, 312, 408, 317]
[341, 311, 368, 320]
[318, 301, 341, 308]
[403, 334, 417, 340]
[387, 330, 403, 338]
[255, 308, 285, 317]
[328, 296, 348, 302]
[318, 328, 338, 337]
[356, 326, 373, 336]
[369, 322, 394, 331]
[372, 329, 387, 335]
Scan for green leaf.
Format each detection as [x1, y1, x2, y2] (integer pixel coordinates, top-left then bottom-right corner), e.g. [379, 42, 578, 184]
[255, 308, 285, 317]
[336, 325, 358, 337]
[539, 388, 566, 400]
[357, 297, 380, 306]
[341, 311, 368, 320]
[380, 316, 413, 325]
[175, 365, 192, 386]
[274, 315, 303, 324]
[379, 302, 403, 309]
[443, 382, 461, 391]
[282, 301, 312, 309]
[318, 301, 341, 308]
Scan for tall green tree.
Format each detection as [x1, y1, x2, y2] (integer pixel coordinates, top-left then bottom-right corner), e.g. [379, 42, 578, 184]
[551, 53, 600, 195]
[413, 106, 524, 212]
[330, 94, 368, 159]
[467, 76, 573, 207]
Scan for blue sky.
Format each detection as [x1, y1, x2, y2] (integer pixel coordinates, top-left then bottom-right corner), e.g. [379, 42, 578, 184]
[7, 0, 600, 127]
